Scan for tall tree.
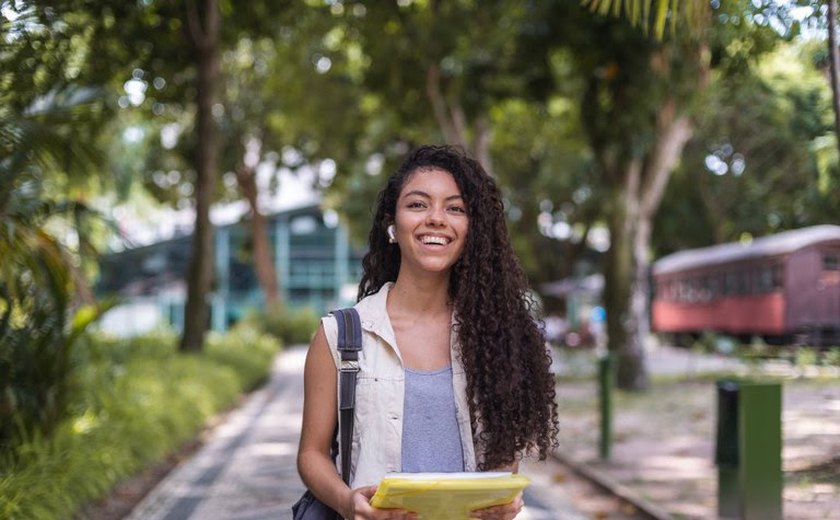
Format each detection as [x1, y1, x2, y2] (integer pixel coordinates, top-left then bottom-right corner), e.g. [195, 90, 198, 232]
[521, 2, 709, 389]
[38, 0, 293, 348]
[827, 0, 840, 156]
[564, 0, 797, 388]
[179, 0, 220, 351]
[215, 6, 367, 310]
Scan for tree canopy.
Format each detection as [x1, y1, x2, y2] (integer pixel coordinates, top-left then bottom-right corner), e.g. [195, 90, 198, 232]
[3, 0, 837, 387]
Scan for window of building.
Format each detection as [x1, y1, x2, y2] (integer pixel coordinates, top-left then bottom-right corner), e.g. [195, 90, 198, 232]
[290, 215, 319, 235]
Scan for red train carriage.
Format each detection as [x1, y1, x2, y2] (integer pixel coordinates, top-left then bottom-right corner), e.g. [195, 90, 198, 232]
[651, 225, 840, 346]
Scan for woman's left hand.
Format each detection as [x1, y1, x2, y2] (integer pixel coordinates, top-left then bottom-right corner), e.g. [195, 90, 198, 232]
[469, 492, 523, 520]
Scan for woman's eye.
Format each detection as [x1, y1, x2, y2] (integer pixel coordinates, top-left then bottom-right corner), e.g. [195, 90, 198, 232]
[449, 206, 466, 214]
[407, 201, 426, 209]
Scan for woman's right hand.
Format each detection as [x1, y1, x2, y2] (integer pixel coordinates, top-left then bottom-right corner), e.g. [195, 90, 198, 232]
[348, 485, 417, 520]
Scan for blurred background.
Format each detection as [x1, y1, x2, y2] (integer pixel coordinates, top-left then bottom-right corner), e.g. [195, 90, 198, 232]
[1, 1, 838, 518]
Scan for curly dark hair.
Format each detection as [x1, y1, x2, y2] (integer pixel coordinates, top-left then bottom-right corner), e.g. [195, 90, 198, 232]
[358, 144, 559, 470]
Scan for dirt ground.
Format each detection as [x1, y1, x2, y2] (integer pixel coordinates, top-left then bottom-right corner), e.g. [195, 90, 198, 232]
[553, 353, 840, 520]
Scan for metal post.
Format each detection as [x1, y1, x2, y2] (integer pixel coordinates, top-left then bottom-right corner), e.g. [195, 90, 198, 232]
[599, 353, 614, 460]
[739, 382, 783, 520]
[715, 380, 783, 520]
[716, 380, 740, 518]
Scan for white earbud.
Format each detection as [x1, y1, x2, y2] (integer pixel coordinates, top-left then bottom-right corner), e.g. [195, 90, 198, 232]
[386, 224, 396, 244]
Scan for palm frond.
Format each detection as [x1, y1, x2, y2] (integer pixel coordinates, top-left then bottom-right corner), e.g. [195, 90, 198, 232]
[581, 0, 709, 40]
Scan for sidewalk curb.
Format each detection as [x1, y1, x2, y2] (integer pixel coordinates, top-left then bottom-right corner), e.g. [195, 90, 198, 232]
[551, 453, 674, 520]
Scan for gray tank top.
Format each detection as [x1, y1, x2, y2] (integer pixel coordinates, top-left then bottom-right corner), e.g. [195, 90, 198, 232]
[401, 365, 465, 473]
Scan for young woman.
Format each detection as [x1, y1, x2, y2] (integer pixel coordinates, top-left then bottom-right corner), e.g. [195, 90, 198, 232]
[298, 145, 558, 519]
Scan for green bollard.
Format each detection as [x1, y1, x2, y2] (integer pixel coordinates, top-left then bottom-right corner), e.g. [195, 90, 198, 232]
[598, 354, 614, 460]
[715, 379, 783, 520]
[740, 381, 783, 520]
[715, 380, 741, 518]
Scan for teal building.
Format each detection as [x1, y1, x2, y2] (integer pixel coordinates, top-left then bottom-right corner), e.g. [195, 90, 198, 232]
[97, 204, 365, 334]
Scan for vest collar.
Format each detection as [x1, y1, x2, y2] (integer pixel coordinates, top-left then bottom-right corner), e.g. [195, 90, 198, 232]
[356, 282, 400, 356]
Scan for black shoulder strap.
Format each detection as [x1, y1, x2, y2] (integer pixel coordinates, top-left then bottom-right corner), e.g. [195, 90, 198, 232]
[330, 307, 362, 485]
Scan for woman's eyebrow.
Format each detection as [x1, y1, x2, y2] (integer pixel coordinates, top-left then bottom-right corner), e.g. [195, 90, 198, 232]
[402, 190, 463, 201]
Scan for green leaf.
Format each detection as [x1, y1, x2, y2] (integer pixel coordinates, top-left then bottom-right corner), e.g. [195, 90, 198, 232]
[68, 298, 118, 346]
[654, 0, 668, 40]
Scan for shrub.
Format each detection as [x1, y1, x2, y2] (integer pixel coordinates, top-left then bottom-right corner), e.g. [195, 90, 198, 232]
[0, 325, 280, 519]
[205, 324, 283, 390]
[823, 347, 840, 367]
[242, 304, 319, 346]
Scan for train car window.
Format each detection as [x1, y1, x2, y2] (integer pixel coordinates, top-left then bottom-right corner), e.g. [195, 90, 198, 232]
[772, 264, 784, 289]
[737, 270, 749, 295]
[699, 276, 711, 302]
[758, 266, 773, 293]
[692, 277, 702, 302]
[725, 271, 737, 296]
[824, 252, 839, 271]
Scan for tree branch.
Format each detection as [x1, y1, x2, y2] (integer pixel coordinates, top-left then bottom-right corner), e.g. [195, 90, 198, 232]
[186, 0, 219, 51]
[185, 0, 206, 49]
[426, 64, 467, 149]
[640, 97, 693, 219]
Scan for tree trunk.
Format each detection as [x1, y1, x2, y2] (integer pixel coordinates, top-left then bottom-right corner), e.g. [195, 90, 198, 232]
[180, 0, 220, 352]
[605, 106, 693, 391]
[235, 152, 281, 309]
[604, 177, 633, 376]
[425, 64, 494, 176]
[828, 0, 840, 158]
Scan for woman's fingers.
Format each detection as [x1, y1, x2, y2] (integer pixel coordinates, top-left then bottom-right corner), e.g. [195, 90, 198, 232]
[469, 492, 524, 519]
[351, 485, 416, 520]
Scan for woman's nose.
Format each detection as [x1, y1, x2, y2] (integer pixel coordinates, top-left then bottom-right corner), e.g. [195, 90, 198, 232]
[426, 206, 445, 225]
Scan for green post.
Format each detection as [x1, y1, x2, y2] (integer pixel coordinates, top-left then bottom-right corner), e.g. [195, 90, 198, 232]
[715, 380, 783, 520]
[715, 380, 741, 518]
[598, 353, 614, 460]
[740, 382, 783, 520]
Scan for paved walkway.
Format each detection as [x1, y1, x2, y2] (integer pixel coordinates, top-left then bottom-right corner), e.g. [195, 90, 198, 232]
[127, 347, 588, 520]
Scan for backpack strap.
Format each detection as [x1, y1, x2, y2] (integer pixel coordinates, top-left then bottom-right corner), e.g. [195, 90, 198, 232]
[330, 307, 362, 486]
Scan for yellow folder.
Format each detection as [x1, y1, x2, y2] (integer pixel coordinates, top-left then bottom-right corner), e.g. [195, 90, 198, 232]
[370, 472, 530, 520]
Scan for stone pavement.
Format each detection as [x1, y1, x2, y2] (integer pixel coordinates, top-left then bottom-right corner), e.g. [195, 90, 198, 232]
[126, 346, 588, 520]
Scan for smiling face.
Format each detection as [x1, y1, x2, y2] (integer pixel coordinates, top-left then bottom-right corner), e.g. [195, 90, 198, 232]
[392, 167, 469, 277]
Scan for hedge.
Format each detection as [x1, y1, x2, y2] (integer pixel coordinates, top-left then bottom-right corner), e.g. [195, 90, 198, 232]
[0, 325, 281, 519]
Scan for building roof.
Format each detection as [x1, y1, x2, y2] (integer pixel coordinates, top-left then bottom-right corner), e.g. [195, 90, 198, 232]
[540, 274, 604, 298]
[653, 225, 840, 275]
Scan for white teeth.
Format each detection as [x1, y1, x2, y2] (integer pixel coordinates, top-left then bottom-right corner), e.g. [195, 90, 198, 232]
[421, 235, 449, 245]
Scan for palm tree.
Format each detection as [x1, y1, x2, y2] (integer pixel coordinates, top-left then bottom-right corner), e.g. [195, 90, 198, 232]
[582, 0, 708, 40]
[0, 86, 108, 445]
